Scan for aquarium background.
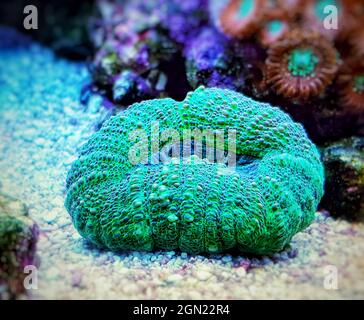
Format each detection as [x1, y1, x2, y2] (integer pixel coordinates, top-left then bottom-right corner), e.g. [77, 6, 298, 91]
[0, 0, 363, 300]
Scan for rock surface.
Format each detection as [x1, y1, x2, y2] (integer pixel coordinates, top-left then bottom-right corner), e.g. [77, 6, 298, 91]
[0, 194, 39, 299]
[320, 137, 364, 221]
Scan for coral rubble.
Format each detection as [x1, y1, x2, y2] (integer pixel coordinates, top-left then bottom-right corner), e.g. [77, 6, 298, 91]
[219, 0, 265, 39]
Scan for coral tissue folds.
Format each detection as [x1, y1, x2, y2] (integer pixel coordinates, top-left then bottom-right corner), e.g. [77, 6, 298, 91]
[65, 87, 324, 255]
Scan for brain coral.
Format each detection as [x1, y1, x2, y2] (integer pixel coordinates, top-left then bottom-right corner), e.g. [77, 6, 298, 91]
[65, 87, 324, 255]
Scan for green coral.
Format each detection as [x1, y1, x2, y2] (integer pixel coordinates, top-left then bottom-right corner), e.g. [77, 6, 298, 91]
[65, 87, 324, 255]
[288, 48, 319, 77]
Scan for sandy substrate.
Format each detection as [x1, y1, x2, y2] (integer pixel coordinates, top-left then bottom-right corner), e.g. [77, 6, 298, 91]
[0, 29, 363, 299]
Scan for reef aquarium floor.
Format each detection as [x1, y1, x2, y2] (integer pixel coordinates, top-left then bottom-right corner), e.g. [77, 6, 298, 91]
[0, 28, 363, 299]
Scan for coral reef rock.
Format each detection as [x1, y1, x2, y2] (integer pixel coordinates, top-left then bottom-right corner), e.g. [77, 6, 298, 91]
[0, 193, 39, 300]
[320, 137, 364, 220]
[89, 0, 195, 105]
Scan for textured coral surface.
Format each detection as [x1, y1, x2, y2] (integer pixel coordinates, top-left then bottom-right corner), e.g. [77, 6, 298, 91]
[66, 87, 324, 254]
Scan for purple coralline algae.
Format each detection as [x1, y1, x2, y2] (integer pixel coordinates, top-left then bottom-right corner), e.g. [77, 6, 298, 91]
[90, 0, 179, 104]
[184, 26, 266, 97]
[158, 0, 209, 45]
[184, 27, 234, 89]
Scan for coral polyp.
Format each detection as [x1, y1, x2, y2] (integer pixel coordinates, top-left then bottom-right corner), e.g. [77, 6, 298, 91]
[337, 59, 364, 113]
[219, 0, 264, 39]
[258, 12, 290, 47]
[288, 48, 319, 77]
[266, 30, 339, 100]
[65, 87, 324, 255]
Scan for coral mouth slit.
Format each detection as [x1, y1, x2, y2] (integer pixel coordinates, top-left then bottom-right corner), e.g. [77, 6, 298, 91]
[162, 140, 259, 171]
